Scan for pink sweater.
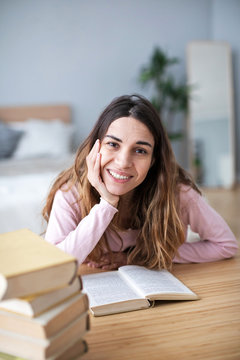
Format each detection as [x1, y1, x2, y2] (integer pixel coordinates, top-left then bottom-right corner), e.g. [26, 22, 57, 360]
[45, 185, 238, 265]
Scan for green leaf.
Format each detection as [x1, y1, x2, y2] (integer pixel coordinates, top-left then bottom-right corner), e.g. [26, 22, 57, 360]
[167, 132, 184, 140]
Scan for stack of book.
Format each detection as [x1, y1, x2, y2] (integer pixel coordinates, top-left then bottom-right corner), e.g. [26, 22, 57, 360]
[0, 229, 90, 360]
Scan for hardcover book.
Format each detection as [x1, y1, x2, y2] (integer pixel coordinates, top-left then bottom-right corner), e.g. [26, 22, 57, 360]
[0, 338, 88, 360]
[0, 277, 82, 317]
[0, 292, 89, 339]
[0, 311, 89, 360]
[0, 229, 78, 300]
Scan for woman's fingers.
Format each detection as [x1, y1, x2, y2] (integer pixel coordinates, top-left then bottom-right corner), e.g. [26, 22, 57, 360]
[102, 263, 118, 270]
[86, 261, 118, 270]
[86, 139, 102, 188]
[86, 252, 127, 270]
[86, 140, 99, 167]
[94, 153, 102, 180]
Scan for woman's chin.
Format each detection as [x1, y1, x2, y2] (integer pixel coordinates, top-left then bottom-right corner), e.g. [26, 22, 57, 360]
[105, 184, 129, 197]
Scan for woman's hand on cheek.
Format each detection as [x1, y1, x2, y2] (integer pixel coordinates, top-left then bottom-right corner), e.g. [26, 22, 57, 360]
[86, 139, 119, 207]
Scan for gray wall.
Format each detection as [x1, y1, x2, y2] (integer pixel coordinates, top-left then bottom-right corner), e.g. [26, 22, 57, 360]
[212, 0, 240, 182]
[0, 0, 239, 178]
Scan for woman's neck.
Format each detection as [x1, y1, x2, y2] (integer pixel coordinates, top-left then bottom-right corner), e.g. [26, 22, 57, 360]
[117, 192, 134, 229]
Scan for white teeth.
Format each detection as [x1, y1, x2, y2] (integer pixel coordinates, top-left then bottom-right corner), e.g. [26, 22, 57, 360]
[109, 170, 130, 180]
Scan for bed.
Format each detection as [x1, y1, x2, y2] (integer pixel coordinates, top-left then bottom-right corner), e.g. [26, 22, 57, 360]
[0, 105, 75, 235]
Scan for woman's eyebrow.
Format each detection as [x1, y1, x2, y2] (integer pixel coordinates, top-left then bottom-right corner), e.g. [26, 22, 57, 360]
[105, 135, 122, 142]
[105, 135, 152, 148]
[136, 141, 152, 148]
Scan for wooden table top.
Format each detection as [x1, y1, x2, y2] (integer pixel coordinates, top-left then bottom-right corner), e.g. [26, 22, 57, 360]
[78, 251, 240, 360]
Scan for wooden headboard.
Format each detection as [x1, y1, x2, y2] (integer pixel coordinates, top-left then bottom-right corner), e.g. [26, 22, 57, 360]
[0, 104, 71, 123]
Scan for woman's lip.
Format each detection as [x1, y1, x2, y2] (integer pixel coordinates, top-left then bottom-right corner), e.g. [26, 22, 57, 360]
[107, 169, 133, 180]
[107, 169, 132, 177]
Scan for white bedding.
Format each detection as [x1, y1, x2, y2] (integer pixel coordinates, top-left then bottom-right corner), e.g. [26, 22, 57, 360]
[0, 154, 74, 235]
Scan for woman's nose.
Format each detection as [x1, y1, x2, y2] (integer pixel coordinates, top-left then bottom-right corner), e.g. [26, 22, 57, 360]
[115, 150, 132, 168]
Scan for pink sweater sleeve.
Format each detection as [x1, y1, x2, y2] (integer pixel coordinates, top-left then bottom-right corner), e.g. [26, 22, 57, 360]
[45, 187, 118, 264]
[174, 187, 238, 263]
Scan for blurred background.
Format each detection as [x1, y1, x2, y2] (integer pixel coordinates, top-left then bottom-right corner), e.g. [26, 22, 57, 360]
[1, 0, 239, 173]
[0, 0, 239, 237]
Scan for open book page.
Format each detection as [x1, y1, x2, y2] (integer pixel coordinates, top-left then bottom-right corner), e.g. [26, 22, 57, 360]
[82, 271, 144, 307]
[118, 265, 198, 299]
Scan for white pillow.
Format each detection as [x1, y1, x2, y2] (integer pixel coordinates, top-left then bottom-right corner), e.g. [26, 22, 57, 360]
[9, 119, 73, 159]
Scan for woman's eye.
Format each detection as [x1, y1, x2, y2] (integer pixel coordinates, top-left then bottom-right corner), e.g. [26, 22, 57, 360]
[135, 148, 147, 154]
[107, 142, 118, 148]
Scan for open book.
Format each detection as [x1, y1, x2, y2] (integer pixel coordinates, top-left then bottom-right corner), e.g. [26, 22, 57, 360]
[82, 265, 199, 316]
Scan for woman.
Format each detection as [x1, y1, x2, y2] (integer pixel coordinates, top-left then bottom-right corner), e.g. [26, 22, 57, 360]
[43, 94, 238, 270]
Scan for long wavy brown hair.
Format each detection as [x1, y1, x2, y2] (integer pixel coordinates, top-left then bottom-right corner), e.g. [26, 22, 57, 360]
[43, 94, 200, 270]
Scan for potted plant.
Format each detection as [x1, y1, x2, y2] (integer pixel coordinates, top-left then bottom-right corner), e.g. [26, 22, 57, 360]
[138, 47, 191, 141]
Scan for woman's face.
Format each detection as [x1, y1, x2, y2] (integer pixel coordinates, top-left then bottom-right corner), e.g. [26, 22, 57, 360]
[99, 117, 155, 197]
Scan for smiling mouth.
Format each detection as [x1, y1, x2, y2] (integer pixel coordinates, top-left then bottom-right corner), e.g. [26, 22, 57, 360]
[108, 170, 131, 180]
